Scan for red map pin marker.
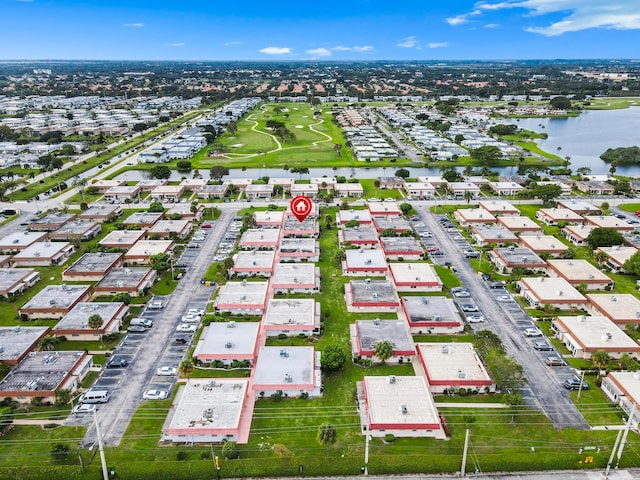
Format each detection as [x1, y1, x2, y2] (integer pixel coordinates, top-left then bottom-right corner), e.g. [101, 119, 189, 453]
[290, 196, 313, 222]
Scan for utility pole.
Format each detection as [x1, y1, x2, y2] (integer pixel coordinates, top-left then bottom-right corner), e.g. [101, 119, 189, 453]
[93, 410, 110, 480]
[460, 428, 470, 477]
[605, 428, 624, 476]
[364, 434, 370, 475]
[615, 403, 636, 470]
[576, 370, 587, 401]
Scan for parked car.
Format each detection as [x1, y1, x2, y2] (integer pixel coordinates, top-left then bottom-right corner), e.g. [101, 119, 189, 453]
[564, 376, 589, 390]
[524, 327, 543, 337]
[176, 323, 197, 333]
[533, 341, 553, 351]
[72, 403, 97, 414]
[106, 357, 129, 368]
[156, 366, 178, 376]
[460, 304, 479, 312]
[466, 314, 485, 323]
[464, 250, 480, 258]
[175, 337, 188, 345]
[201, 223, 212, 228]
[452, 288, 471, 298]
[545, 355, 565, 366]
[143, 390, 169, 400]
[127, 325, 147, 333]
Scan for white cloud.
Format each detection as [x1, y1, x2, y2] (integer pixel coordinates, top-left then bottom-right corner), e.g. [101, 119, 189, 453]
[306, 48, 332, 57]
[446, 15, 469, 26]
[484, 23, 500, 28]
[331, 45, 374, 52]
[123, 23, 144, 28]
[469, 1, 640, 36]
[259, 46, 292, 55]
[224, 41, 243, 47]
[165, 43, 185, 47]
[397, 36, 418, 48]
[428, 42, 450, 48]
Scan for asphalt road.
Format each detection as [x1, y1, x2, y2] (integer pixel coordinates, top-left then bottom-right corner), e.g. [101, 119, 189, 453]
[415, 205, 589, 430]
[74, 209, 236, 446]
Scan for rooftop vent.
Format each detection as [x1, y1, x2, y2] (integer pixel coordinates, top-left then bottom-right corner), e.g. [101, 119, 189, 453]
[441, 345, 450, 354]
[458, 369, 466, 379]
[387, 375, 396, 384]
[227, 321, 235, 328]
[284, 373, 292, 383]
[602, 332, 613, 341]
[400, 404, 408, 414]
[225, 341, 233, 349]
[280, 349, 289, 358]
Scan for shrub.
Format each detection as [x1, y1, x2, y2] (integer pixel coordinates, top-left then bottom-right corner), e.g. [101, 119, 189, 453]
[384, 434, 396, 443]
[51, 443, 70, 461]
[176, 451, 188, 461]
[222, 441, 240, 459]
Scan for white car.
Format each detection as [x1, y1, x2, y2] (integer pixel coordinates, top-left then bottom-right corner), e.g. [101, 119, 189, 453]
[156, 366, 178, 376]
[176, 323, 197, 333]
[182, 314, 200, 323]
[143, 390, 169, 400]
[466, 314, 485, 323]
[72, 403, 97, 414]
[188, 308, 205, 316]
[524, 327, 543, 337]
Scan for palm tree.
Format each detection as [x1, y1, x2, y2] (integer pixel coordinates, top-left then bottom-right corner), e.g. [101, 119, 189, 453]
[463, 190, 475, 205]
[591, 350, 610, 376]
[87, 314, 103, 345]
[374, 340, 393, 364]
[317, 423, 337, 456]
[73, 176, 88, 202]
[179, 358, 195, 384]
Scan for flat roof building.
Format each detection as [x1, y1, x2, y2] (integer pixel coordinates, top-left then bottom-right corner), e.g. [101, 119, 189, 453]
[547, 259, 613, 290]
[12, 241, 74, 267]
[125, 240, 174, 265]
[240, 228, 281, 250]
[518, 277, 587, 309]
[416, 343, 495, 394]
[497, 216, 543, 234]
[77, 205, 123, 222]
[586, 294, 640, 325]
[53, 302, 128, 340]
[62, 252, 123, 282]
[161, 379, 253, 444]
[254, 210, 284, 227]
[253, 346, 322, 397]
[536, 208, 585, 226]
[350, 319, 415, 363]
[602, 372, 640, 428]
[271, 263, 320, 294]
[335, 182, 364, 197]
[337, 209, 372, 225]
[454, 208, 496, 226]
[518, 235, 569, 257]
[49, 221, 102, 242]
[344, 248, 388, 276]
[371, 216, 412, 234]
[194, 321, 260, 364]
[0, 231, 47, 253]
[0, 351, 91, 404]
[368, 201, 401, 216]
[478, 200, 519, 216]
[346, 280, 400, 313]
[123, 212, 163, 230]
[339, 225, 379, 247]
[389, 263, 442, 292]
[147, 219, 192, 239]
[278, 238, 319, 262]
[596, 246, 638, 272]
[400, 296, 463, 334]
[556, 199, 601, 215]
[0, 268, 40, 298]
[585, 215, 634, 231]
[562, 224, 597, 246]
[231, 250, 276, 277]
[19, 284, 92, 320]
[357, 376, 446, 439]
[262, 299, 320, 336]
[490, 247, 547, 274]
[379, 237, 424, 260]
[0, 326, 49, 366]
[214, 280, 269, 315]
[552, 315, 640, 359]
[28, 213, 75, 231]
[99, 230, 145, 250]
[94, 267, 156, 297]
[471, 225, 518, 247]
[282, 216, 319, 238]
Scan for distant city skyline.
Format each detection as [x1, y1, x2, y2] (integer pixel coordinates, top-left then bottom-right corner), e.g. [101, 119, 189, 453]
[2, 0, 640, 61]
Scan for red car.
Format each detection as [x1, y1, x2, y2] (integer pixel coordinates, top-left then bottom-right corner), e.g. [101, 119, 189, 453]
[201, 223, 212, 229]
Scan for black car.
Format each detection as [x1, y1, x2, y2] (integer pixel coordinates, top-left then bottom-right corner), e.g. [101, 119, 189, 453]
[106, 357, 129, 368]
[175, 338, 188, 345]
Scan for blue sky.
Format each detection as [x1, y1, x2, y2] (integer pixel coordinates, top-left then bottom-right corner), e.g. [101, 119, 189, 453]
[2, 0, 640, 60]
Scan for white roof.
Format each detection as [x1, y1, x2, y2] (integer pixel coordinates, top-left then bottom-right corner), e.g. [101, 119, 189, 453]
[417, 343, 492, 383]
[555, 315, 639, 351]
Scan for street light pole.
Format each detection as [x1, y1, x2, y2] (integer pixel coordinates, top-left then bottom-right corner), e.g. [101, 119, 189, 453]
[93, 410, 110, 480]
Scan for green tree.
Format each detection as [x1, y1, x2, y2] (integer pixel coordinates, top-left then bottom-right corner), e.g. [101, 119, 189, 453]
[472, 330, 505, 360]
[179, 358, 195, 383]
[624, 250, 640, 275]
[73, 176, 87, 202]
[550, 96, 572, 110]
[488, 124, 518, 136]
[591, 350, 611, 376]
[88, 314, 103, 344]
[149, 253, 170, 272]
[379, 228, 396, 237]
[242, 212, 256, 229]
[503, 391, 525, 423]
[470, 145, 502, 165]
[148, 201, 165, 212]
[113, 292, 132, 304]
[463, 190, 475, 204]
[55, 388, 71, 406]
[395, 168, 410, 179]
[531, 184, 562, 204]
[222, 441, 240, 459]
[320, 345, 346, 372]
[399, 203, 412, 215]
[585, 227, 625, 250]
[333, 144, 343, 156]
[38, 334, 58, 351]
[374, 340, 394, 364]
[317, 423, 337, 456]
[210, 166, 230, 180]
[176, 160, 192, 172]
[150, 165, 172, 180]
[345, 219, 360, 228]
[576, 166, 592, 177]
[51, 443, 70, 462]
[485, 351, 526, 391]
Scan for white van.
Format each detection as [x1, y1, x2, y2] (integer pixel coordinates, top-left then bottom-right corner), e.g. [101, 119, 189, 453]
[79, 389, 110, 404]
[130, 318, 153, 328]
